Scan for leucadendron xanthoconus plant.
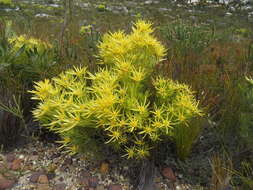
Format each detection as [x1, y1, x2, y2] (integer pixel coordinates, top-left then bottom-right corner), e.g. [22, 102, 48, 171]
[30, 20, 203, 160]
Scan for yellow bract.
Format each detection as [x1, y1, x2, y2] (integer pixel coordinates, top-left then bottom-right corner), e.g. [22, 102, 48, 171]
[132, 20, 154, 34]
[29, 79, 56, 101]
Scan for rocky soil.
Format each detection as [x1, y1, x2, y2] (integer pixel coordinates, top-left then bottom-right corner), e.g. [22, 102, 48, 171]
[0, 140, 201, 190]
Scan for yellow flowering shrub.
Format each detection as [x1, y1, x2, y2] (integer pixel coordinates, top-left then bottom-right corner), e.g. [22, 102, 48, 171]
[8, 35, 52, 53]
[30, 20, 203, 159]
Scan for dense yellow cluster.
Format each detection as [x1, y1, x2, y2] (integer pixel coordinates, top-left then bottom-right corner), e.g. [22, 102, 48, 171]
[98, 20, 166, 70]
[30, 20, 202, 159]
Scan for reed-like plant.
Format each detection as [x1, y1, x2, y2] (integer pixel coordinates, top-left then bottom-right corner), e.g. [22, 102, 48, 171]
[173, 117, 205, 160]
[210, 153, 233, 190]
[235, 161, 253, 189]
[238, 76, 253, 149]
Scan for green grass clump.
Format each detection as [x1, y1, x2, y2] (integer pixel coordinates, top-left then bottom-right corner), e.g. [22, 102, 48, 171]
[30, 20, 203, 160]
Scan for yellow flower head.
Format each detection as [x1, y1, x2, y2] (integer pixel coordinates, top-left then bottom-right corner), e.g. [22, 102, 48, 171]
[29, 79, 56, 101]
[124, 146, 136, 159]
[130, 67, 146, 82]
[132, 20, 154, 34]
[98, 20, 166, 69]
[114, 58, 133, 76]
[136, 146, 150, 159]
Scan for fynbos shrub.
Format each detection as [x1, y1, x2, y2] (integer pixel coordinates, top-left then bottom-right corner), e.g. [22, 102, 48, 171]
[30, 20, 203, 159]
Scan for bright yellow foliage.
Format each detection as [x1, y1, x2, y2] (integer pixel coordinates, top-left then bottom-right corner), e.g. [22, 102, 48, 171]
[98, 20, 166, 71]
[30, 20, 203, 159]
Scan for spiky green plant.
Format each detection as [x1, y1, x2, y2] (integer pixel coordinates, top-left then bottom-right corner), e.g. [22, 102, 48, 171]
[30, 20, 203, 159]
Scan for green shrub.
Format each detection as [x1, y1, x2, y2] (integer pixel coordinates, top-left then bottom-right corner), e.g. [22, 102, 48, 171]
[30, 20, 203, 160]
[160, 20, 214, 57]
[0, 20, 59, 148]
[0, 22, 55, 88]
[0, 34, 56, 95]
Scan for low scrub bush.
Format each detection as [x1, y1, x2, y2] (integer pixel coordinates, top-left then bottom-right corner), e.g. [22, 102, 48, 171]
[160, 20, 214, 57]
[0, 20, 59, 148]
[0, 21, 55, 91]
[30, 20, 203, 160]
